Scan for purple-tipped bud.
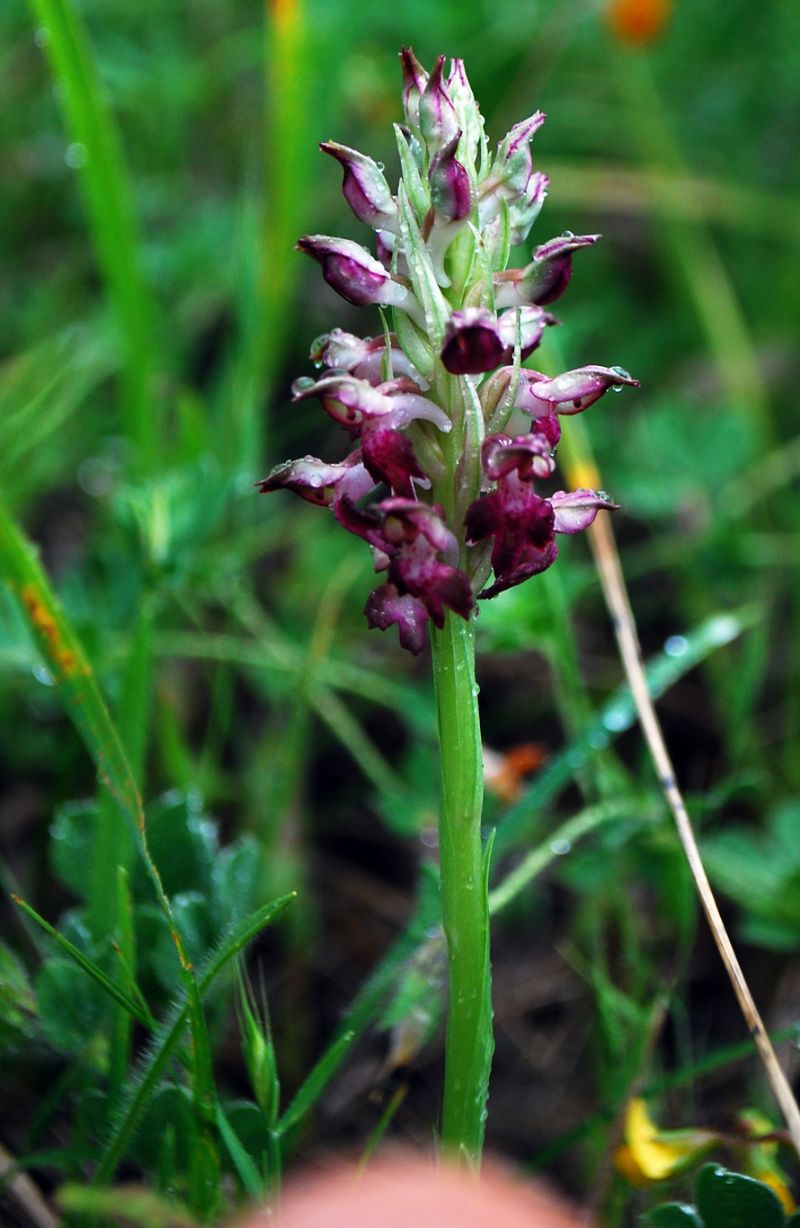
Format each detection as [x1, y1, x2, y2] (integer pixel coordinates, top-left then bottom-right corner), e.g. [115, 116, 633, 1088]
[493, 233, 600, 308]
[429, 133, 472, 224]
[320, 141, 399, 233]
[441, 308, 505, 375]
[494, 112, 546, 196]
[399, 47, 428, 130]
[297, 235, 418, 313]
[549, 489, 619, 534]
[256, 452, 374, 507]
[418, 56, 460, 156]
[496, 305, 557, 362]
[508, 171, 549, 246]
[515, 364, 640, 417]
[482, 432, 555, 482]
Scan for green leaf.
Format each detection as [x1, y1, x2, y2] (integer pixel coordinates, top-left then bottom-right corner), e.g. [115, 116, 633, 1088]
[0, 941, 37, 1045]
[647, 1205, 705, 1227]
[694, 1164, 785, 1228]
[276, 1030, 355, 1138]
[36, 957, 110, 1054]
[394, 123, 430, 221]
[132, 791, 217, 900]
[215, 1101, 265, 1200]
[50, 799, 97, 897]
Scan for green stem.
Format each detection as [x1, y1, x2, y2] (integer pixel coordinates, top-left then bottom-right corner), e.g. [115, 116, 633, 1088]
[431, 610, 492, 1162]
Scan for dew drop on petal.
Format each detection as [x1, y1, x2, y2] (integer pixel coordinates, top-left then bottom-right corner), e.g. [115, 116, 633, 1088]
[560, 229, 575, 239]
[664, 634, 689, 658]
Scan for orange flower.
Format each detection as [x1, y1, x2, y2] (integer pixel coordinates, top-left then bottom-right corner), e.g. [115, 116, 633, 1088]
[606, 0, 671, 46]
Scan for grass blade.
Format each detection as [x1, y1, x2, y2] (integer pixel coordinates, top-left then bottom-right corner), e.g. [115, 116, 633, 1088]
[24, 0, 162, 469]
[94, 893, 294, 1187]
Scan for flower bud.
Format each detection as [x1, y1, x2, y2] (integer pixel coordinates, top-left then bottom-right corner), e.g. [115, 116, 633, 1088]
[297, 235, 419, 313]
[418, 56, 460, 157]
[429, 133, 472, 224]
[399, 46, 428, 130]
[319, 140, 399, 233]
[493, 233, 600, 308]
[482, 433, 555, 482]
[508, 171, 549, 245]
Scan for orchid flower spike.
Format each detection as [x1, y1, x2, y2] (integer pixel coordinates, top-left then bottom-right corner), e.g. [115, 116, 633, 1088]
[259, 52, 637, 652]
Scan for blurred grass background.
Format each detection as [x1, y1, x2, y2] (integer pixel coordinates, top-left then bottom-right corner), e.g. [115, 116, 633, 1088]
[2, 0, 800, 1222]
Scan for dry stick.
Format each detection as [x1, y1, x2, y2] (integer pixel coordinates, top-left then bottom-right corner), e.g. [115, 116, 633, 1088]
[586, 509, 800, 1154]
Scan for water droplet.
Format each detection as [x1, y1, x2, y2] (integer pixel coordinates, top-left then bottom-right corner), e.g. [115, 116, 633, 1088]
[602, 704, 631, 732]
[664, 634, 689, 658]
[376, 161, 385, 172]
[609, 365, 631, 380]
[561, 229, 575, 239]
[34, 26, 50, 47]
[291, 375, 316, 396]
[471, 682, 480, 698]
[65, 142, 87, 169]
[550, 837, 571, 856]
[33, 664, 54, 687]
[420, 827, 438, 849]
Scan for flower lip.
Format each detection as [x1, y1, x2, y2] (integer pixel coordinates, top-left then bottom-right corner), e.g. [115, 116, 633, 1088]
[292, 372, 452, 433]
[482, 432, 556, 482]
[441, 308, 506, 375]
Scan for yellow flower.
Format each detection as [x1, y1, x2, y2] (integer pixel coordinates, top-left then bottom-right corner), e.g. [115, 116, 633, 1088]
[614, 1098, 717, 1185]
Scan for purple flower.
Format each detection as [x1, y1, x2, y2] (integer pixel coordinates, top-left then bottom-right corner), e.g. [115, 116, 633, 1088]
[319, 141, 399, 233]
[441, 308, 506, 375]
[292, 373, 451, 433]
[309, 328, 427, 387]
[336, 497, 474, 648]
[493, 233, 600, 308]
[514, 364, 640, 418]
[364, 585, 431, 656]
[441, 306, 555, 375]
[465, 434, 617, 597]
[256, 452, 375, 507]
[296, 235, 420, 314]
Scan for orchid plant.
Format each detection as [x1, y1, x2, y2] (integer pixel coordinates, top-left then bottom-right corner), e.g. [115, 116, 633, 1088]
[258, 49, 638, 1162]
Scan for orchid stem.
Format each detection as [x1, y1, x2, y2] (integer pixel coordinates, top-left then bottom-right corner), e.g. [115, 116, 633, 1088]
[431, 609, 492, 1163]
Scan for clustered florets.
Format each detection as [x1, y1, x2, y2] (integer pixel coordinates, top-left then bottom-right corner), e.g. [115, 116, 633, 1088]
[258, 49, 638, 655]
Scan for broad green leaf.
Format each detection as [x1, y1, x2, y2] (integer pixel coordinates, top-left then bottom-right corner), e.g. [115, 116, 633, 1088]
[695, 1164, 785, 1228]
[647, 1206, 705, 1228]
[36, 957, 111, 1054]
